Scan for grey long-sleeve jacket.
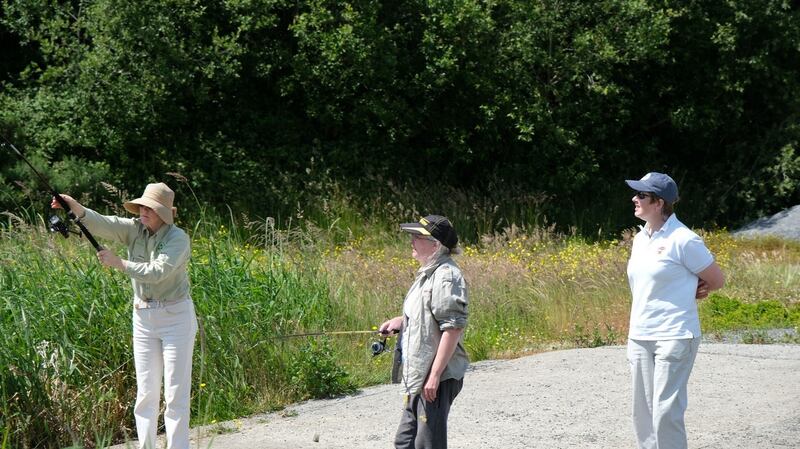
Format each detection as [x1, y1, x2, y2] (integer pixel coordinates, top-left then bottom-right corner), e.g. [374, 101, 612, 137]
[401, 254, 469, 395]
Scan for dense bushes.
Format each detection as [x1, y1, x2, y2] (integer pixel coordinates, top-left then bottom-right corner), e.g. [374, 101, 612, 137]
[1, 0, 799, 234]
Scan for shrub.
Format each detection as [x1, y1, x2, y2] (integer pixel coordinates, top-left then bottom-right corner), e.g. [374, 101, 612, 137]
[700, 294, 798, 331]
[289, 338, 357, 400]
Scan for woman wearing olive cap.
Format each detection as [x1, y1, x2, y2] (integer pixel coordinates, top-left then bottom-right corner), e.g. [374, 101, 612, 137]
[379, 215, 469, 449]
[53, 183, 197, 449]
[624, 172, 724, 449]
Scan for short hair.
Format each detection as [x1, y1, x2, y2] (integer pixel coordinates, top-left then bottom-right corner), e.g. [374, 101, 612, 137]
[648, 194, 675, 219]
[662, 200, 675, 218]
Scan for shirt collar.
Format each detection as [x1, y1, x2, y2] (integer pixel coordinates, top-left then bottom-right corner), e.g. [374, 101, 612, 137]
[662, 213, 678, 231]
[154, 223, 172, 239]
[138, 219, 171, 238]
[640, 213, 677, 237]
[417, 253, 451, 278]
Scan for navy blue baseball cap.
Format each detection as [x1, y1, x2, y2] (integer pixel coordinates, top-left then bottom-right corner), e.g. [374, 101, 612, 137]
[625, 172, 679, 203]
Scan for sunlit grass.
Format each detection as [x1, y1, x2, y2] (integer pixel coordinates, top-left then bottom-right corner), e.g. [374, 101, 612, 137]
[1, 213, 799, 448]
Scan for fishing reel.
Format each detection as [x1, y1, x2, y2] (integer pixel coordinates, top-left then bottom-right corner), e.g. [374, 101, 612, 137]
[48, 214, 82, 239]
[371, 337, 389, 357]
[370, 329, 400, 357]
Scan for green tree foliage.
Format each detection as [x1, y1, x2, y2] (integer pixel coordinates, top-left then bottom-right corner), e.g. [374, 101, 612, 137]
[0, 0, 798, 233]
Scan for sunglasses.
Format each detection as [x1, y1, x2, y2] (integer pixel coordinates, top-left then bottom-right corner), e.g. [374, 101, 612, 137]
[635, 192, 654, 199]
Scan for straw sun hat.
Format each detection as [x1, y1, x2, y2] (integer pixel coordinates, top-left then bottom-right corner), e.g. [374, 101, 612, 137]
[123, 182, 177, 225]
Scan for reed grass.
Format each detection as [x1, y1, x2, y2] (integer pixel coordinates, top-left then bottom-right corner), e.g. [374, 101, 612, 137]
[1, 209, 798, 448]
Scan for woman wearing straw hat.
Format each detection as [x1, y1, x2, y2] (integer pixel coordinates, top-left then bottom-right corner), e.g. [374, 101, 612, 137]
[52, 182, 197, 449]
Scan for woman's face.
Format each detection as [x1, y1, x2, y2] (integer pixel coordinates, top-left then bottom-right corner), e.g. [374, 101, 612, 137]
[631, 191, 662, 222]
[139, 205, 165, 233]
[410, 234, 439, 264]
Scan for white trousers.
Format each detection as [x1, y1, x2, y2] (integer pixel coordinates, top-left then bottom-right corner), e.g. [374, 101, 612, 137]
[132, 300, 198, 449]
[627, 337, 700, 449]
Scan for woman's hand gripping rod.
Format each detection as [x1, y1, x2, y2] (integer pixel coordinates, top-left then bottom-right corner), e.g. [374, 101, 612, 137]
[1, 136, 103, 251]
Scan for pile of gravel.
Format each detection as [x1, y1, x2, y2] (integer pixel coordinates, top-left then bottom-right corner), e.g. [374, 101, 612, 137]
[733, 204, 800, 241]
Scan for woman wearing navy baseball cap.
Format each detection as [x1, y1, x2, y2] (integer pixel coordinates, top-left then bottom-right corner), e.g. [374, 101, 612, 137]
[624, 172, 724, 449]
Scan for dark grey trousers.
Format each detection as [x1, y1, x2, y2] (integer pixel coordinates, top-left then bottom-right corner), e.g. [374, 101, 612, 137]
[394, 378, 464, 449]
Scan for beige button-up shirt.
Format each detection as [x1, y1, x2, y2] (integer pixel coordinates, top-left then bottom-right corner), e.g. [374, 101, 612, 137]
[81, 208, 192, 303]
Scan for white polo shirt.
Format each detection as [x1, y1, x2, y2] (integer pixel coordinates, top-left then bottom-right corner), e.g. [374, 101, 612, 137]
[627, 214, 714, 340]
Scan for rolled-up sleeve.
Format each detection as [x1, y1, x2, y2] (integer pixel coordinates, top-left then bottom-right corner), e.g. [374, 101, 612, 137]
[431, 266, 469, 331]
[123, 232, 190, 283]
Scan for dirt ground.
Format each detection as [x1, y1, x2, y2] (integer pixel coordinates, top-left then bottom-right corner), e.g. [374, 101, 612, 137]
[111, 343, 800, 449]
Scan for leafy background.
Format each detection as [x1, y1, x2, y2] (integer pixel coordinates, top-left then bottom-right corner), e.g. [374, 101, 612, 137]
[1, 0, 798, 235]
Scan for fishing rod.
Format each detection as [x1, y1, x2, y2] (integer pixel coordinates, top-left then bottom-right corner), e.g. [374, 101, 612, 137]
[279, 329, 399, 357]
[279, 330, 383, 338]
[1, 134, 103, 251]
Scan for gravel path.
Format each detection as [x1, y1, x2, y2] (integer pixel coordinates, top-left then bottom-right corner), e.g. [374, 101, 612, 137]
[113, 343, 800, 449]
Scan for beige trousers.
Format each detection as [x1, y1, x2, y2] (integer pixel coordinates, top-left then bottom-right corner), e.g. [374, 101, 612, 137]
[627, 337, 700, 449]
[132, 299, 198, 449]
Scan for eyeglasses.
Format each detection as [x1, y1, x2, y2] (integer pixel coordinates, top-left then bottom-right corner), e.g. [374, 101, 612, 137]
[411, 234, 437, 242]
[635, 192, 654, 200]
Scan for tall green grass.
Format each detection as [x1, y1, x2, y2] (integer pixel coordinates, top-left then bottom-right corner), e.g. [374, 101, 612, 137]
[0, 215, 351, 448]
[1, 217, 133, 448]
[1, 208, 799, 448]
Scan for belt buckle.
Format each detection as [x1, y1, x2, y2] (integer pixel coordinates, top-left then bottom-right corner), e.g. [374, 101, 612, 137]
[135, 298, 156, 309]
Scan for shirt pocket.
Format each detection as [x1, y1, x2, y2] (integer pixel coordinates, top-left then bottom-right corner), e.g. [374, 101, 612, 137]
[130, 239, 148, 263]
